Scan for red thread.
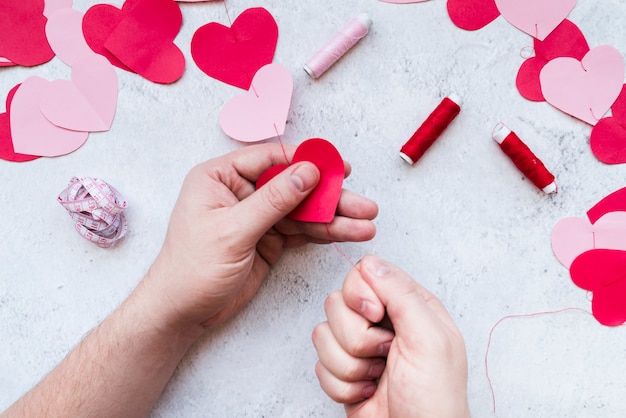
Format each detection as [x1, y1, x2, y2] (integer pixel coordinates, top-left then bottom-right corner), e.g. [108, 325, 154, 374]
[493, 125, 557, 194]
[324, 224, 357, 269]
[400, 96, 461, 165]
[485, 307, 592, 413]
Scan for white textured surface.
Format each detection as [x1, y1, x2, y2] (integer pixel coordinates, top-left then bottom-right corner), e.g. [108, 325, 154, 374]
[2, 1, 626, 417]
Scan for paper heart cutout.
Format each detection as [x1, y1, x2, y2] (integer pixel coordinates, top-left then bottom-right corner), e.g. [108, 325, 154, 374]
[11, 77, 89, 157]
[0, 0, 54, 67]
[516, 20, 589, 102]
[256, 138, 345, 223]
[586, 186, 626, 224]
[40, 55, 118, 132]
[0, 84, 40, 163]
[219, 64, 293, 143]
[551, 212, 626, 268]
[446, 0, 499, 31]
[191, 7, 278, 89]
[83, 0, 184, 83]
[43, 0, 73, 18]
[540, 45, 625, 125]
[495, 0, 576, 40]
[570, 249, 626, 326]
[590, 118, 626, 164]
[46, 8, 97, 67]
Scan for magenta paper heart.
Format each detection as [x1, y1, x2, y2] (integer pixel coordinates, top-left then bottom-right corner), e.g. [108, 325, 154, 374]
[0, 84, 40, 163]
[256, 138, 345, 223]
[516, 58, 547, 102]
[446, 0, 499, 31]
[586, 187, 626, 224]
[219, 64, 293, 143]
[494, 0, 576, 40]
[540, 46, 624, 126]
[590, 85, 626, 164]
[551, 212, 626, 268]
[11, 77, 89, 157]
[570, 249, 626, 326]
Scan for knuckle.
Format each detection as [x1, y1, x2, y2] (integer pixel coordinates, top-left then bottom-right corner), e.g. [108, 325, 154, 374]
[324, 291, 342, 314]
[311, 323, 326, 347]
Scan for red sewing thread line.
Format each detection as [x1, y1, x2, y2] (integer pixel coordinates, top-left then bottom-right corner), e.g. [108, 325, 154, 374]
[325, 224, 357, 269]
[497, 129, 556, 192]
[400, 96, 461, 165]
[485, 307, 592, 413]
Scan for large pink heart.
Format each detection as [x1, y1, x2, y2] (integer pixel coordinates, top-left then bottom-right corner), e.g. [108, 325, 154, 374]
[219, 64, 292, 143]
[540, 46, 624, 126]
[446, 0, 499, 31]
[256, 138, 345, 223]
[10, 77, 89, 157]
[570, 249, 626, 326]
[551, 212, 626, 268]
[494, 0, 576, 40]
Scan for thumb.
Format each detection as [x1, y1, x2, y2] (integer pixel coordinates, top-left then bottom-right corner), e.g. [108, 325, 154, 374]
[358, 255, 457, 341]
[234, 161, 320, 239]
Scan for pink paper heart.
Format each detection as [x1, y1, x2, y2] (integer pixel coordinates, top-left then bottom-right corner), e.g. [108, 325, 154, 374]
[40, 55, 117, 132]
[11, 76, 89, 157]
[540, 46, 624, 126]
[570, 249, 626, 326]
[45, 8, 96, 67]
[551, 212, 626, 268]
[256, 138, 345, 223]
[43, 0, 73, 18]
[494, 0, 576, 40]
[219, 64, 293, 143]
[446, 0, 499, 31]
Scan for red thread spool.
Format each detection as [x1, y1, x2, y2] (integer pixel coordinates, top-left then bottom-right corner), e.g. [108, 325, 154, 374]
[400, 94, 462, 165]
[492, 123, 557, 194]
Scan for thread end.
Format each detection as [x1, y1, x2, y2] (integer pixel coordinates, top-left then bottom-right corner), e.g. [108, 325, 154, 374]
[542, 181, 558, 194]
[447, 93, 463, 107]
[357, 13, 373, 30]
[399, 152, 415, 165]
[303, 64, 318, 79]
[492, 123, 511, 144]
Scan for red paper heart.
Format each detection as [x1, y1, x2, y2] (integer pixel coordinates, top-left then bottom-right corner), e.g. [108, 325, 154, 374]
[191, 7, 278, 89]
[570, 249, 626, 326]
[446, 0, 499, 31]
[0, 84, 40, 163]
[83, 0, 184, 84]
[0, 0, 54, 67]
[516, 58, 546, 102]
[590, 85, 626, 164]
[586, 186, 626, 224]
[256, 138, 344, 223]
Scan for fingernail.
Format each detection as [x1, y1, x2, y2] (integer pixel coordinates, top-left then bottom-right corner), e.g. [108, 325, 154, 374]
[362, 383, 377, 399]
[291, 163, 318, 192]
[377, 341, 392, 356]
[367, 360, 386, 378]
[366, 256, 391, 277]
[360, 300, 374, 317]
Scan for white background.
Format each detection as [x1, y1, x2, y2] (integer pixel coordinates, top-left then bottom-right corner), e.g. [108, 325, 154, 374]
[2, 0, 626, 416]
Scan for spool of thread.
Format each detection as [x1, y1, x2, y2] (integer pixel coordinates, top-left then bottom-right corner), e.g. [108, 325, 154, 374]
[399, 94, 462, 165]
[303, 14, 372, 79]
[492, 123, 557, 194]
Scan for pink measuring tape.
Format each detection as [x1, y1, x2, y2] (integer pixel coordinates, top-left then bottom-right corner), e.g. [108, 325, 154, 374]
[57, 177, 128, 248]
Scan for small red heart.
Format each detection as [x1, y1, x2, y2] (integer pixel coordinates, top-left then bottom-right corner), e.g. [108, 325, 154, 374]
[516, 57, 547, 102]
[256, 138, 344, 223]
[191, 7, 278, 90]
[590, 85, 626, 164]
[446, 0, 499, 31]
[0, 0, 54, 67]
[83, 0, 184, 84]
[570, 249, 626, 326]
[0, 84, 40, 163]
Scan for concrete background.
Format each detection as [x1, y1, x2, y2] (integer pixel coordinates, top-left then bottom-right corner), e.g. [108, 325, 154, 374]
[2, 0, 626, 416]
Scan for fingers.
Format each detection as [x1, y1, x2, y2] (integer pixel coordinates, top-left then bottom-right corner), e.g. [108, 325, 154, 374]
[232, 162, 320, 240]
[230, 143, 296, 182]
[314, 361, 378, 404]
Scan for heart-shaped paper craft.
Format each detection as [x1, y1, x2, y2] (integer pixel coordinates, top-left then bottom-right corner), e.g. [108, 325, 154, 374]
[0, 84, 40, 163]
[220, 63, 293, 143]
[494, 0, 576, 40]
[82, 3, 133, 71]
[11, 77, 89, 157]
[551, 212, 626, 268]
[191, 7, 278, 89]
[46, 8, 98, 67]
[540, 45, 625, 126]
[586, 186, 626, 224]
[256, 138, 344, 223]
[446, 0, 499, 31]
[43, 0, 72, 18]
[570, 249, 626, 326]
[516, 19, 589, 102]
[0, 0, 54, 67]
[590, 85, 626, 164]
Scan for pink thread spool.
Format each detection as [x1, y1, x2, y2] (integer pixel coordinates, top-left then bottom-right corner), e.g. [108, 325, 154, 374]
[303, 14, 372, 79]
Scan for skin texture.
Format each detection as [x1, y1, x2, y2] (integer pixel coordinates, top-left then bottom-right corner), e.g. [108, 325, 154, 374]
[2, 144, 378, 418]
[312, 255, 470, 418]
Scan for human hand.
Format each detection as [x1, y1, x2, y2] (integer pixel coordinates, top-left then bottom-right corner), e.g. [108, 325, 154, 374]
[145, 143, 378, 333]
[312, 255, 469, 418]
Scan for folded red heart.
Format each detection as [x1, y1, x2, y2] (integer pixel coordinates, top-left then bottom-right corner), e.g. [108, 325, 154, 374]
[0, 84, 40, 163]
[0, 0, 54, 67]
[256, 138, 344, 223]
[191, 7, 279, 90]
[83, 0, 185, 84]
